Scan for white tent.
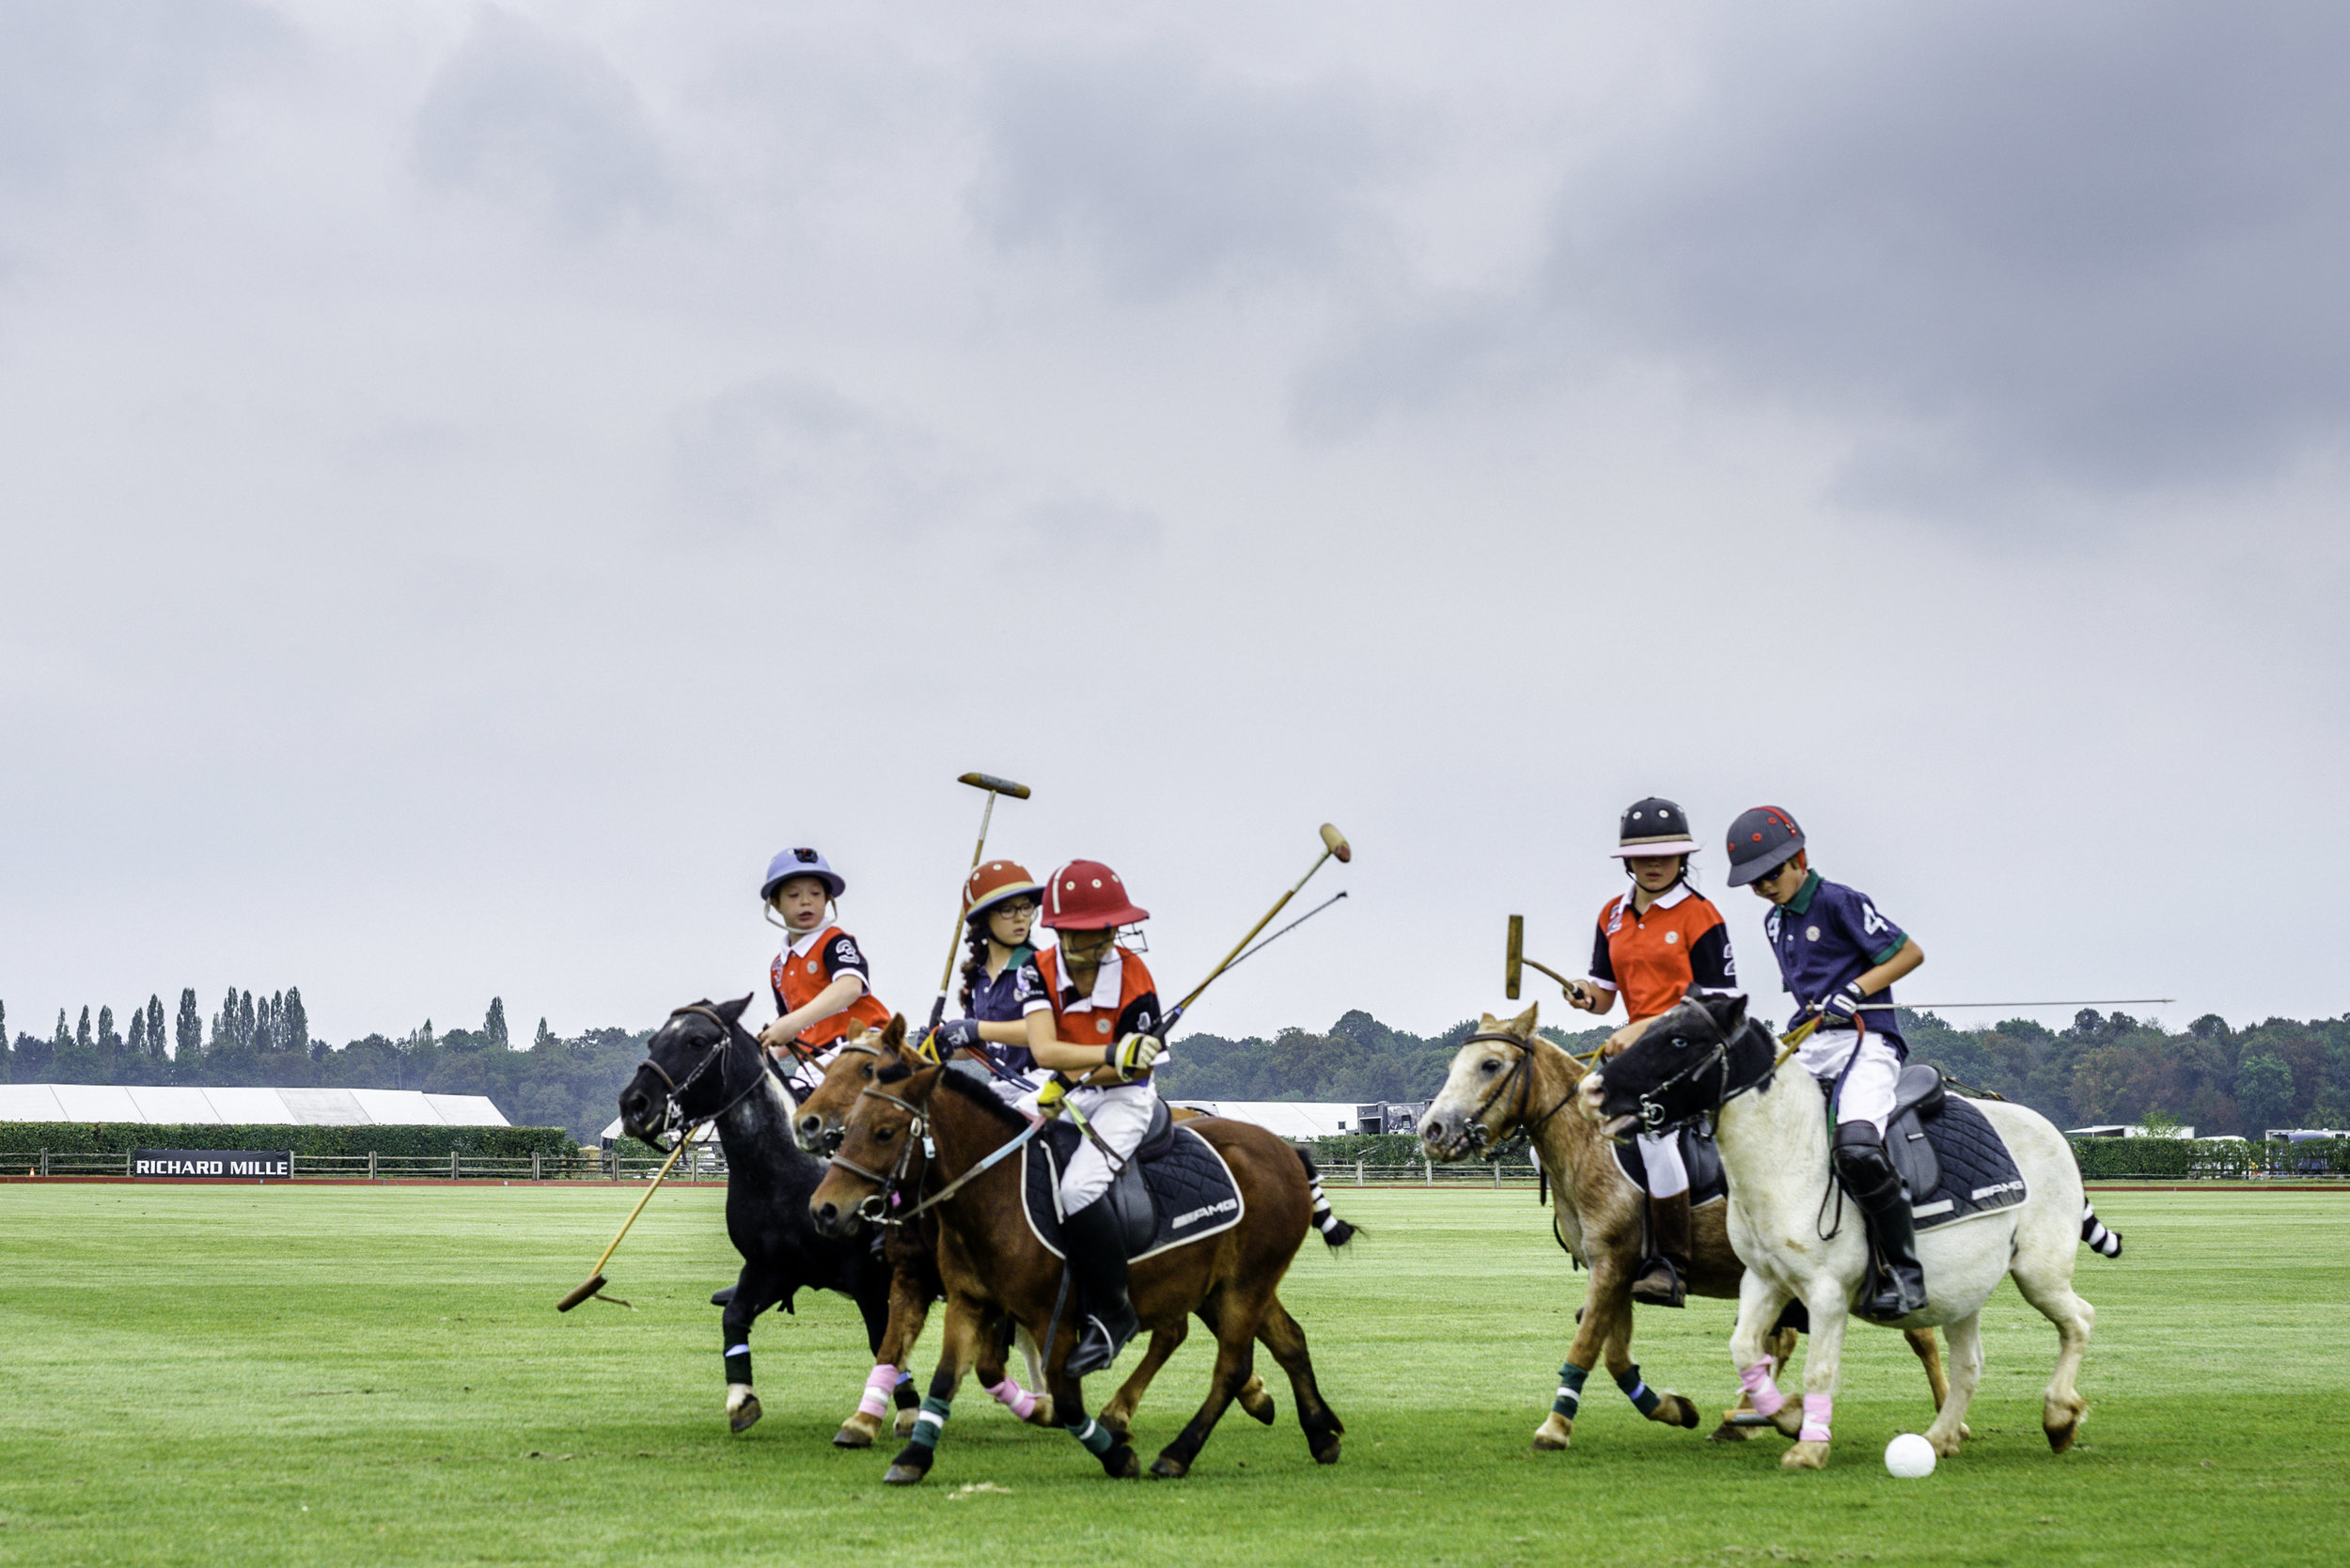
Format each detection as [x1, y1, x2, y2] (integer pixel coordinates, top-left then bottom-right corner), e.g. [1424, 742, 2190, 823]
[1169, 1101, 1362, 1140]
[0, 1084, 511, 1127]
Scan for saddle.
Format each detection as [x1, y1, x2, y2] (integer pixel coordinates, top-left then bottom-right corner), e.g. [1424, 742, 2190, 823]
[1826, 1062, 2029, 1231]
[1609, 1122, 1728, 1207]
[1023, 1100, 1246, 1263]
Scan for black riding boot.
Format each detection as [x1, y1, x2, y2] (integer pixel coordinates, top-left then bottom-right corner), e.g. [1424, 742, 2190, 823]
[1062, 1195, 1139, 1377]
[1630, 1190, 1691, 1309]
[1832, 1121, 1928, 1322]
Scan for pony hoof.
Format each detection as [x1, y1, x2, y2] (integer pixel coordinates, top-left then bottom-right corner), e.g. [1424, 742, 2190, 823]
[833, 1420, 875, 1449]
[884, 1444, 932, 1485]
[1654, 1393, 1700, 1430]
[1780, 1440, 1829, 1470]
[1149, 1453, 1189, 1480]
[1708, 1422, 1754, 1443]
[883, 1464, 928, 1486]
[2044, 1421, 2076, 1454]
[1099, 1412, 1132, 1444]
[1310, 1435, 1342, 1466]
[1769, 1406, 1804, 1439]
[1104, 1445, 1141, 1480]
[726, 1386, 762, 1435]
[1532, 1414, 1572, 1450]
[893, 1407, 918, 1440]
[1239, 1379, 1277, 1426]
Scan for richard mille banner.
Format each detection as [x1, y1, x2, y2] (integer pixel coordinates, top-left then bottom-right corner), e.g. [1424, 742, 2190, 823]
[133, 1150, 292, 1180]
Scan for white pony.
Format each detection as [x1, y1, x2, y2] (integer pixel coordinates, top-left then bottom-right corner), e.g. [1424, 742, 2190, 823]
[1579, 992, 2122, 1470]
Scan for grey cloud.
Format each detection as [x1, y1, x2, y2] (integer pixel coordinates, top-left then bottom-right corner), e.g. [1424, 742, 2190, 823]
[1309, 2, 2350, 511]
[667, 377, 972, 539]
[0, 0, 283, 208]
[975, 52, 1400, 301]
[414, 7, 669, 237]
[1013, 496, 1162, 558]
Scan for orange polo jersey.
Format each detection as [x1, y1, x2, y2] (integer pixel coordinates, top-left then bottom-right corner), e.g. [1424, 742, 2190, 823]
[769, 925, 891, 1047]
[1587, 883, 1736, 1022]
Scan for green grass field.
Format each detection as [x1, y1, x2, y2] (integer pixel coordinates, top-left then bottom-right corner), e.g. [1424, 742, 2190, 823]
[1, 1183, 2342, 1567]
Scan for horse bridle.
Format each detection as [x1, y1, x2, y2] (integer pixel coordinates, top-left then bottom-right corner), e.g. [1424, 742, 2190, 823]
[1457, 1030, 1583, 1152]
[633, 1004, 775, 1152]
[824, 1071, 1046, 1228]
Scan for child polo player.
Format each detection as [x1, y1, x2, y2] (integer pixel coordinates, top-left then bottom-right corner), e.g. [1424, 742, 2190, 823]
[1724, 806, 1928, 1321]
[1562, 796, 1739, 1308]
[923, 858, 1052, 1110]
[757, 846, 892, 1097]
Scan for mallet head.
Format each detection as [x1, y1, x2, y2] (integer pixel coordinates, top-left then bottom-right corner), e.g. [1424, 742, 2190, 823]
[556, 1274, 607, 1313]
[1506, 915, 1524, 1001]
[1319, 823, 1352, 863]
[959, 772, 1032, 800]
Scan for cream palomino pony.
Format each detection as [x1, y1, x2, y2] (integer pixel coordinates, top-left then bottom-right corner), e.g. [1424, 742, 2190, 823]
[1419, 1004, 1953, 1450]
[1580, 992, 2118, 1470]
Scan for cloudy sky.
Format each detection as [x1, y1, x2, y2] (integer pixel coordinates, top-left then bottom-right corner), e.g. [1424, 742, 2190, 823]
[5, 0, 2345, 1053]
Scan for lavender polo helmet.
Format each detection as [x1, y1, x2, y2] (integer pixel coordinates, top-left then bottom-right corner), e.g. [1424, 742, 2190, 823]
[761, 846, 846, 902]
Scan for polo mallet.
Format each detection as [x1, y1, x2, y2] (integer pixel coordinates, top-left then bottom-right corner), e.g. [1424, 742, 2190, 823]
[1158, 823, 1352, 1041]
[925, 772, 1032, 1033]
[1505, 915, 1593, 1008]
[556, 1137, 692, 1311]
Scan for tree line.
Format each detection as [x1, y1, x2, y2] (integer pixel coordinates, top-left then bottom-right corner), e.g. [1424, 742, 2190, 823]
[8, 989, 2345, 1142]
[1159, 1006, 2350, 1137]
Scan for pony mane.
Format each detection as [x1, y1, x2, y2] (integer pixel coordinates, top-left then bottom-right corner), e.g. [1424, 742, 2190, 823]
[876, 1059, 916, 1084]
[929, 1062, 1031, 1130]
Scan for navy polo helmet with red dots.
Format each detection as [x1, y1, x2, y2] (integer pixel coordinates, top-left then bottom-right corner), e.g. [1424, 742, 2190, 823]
[1724, 806, 1806, 887]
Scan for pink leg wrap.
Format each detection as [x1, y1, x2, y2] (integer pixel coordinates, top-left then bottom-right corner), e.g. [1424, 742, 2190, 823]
[1739, 1360, 1785, 1418]
[986, 1377, 1038, 1421]
[1800, 1392, 1832, 1443]
[856, 1365, 896, 1419]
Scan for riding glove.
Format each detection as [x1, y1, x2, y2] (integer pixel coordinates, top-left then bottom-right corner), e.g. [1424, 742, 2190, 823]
[1818, 981, 1867, 1023]
[1107, 1033, 1165, 1079]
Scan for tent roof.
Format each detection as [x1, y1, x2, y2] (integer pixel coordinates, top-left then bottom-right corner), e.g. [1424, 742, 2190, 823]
[0, 1084, 511, 1127]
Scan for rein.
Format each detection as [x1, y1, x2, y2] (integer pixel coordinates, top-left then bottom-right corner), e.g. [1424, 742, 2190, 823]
[825, 1077, 1044, 1227]
[1458, 1031, 1580, 1154]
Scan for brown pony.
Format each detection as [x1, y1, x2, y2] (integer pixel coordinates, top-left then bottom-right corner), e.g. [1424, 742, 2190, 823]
[1418, 1004, 1955, 1450]
[808, 1058, 1349, 1482]
[789, 1017, 1270, 1446]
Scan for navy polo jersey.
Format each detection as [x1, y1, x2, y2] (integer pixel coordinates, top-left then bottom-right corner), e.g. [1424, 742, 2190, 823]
[1762, 871, 1911, 1051]
[966, 944, 1047, 1082]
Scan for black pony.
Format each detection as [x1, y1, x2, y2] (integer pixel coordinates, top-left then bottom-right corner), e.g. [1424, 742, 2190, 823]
[617, 996, 894, 1434]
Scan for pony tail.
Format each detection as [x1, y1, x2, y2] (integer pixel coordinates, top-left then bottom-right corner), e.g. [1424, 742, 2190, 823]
[957, 922, 987, 1014]
[1294, 1149, 1359, 1248]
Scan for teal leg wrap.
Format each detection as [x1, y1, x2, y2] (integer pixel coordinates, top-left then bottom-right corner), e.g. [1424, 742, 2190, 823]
[907, 1395, 953, 1451]
[1065, 1417, 1117, 1457]
[1553, 1360, 1591, 1420]
[1615, 1362, 1662, 1418]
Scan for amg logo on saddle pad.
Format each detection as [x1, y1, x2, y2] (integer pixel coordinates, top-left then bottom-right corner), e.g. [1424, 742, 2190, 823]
[1023, 1125, 1246, 1263]
[133, 1149, 291, 1180]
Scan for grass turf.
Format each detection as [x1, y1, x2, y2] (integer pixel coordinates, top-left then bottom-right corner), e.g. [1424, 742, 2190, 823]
[0, 1183, 2342, 1566]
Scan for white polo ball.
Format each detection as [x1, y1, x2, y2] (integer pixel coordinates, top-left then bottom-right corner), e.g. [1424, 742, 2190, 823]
[1884, 1433, 1936, 1478]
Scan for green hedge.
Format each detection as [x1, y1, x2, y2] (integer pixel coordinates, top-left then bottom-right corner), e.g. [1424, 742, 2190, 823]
[1307, 1133, 1429, 1166]
[2068, 1137, 2350, 1180]
[0, 1122, 574, 1158]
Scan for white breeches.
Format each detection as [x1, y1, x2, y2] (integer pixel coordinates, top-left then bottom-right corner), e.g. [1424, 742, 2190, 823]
[1805, 1033, 1904, 1136]
[1636, 1130, 1689, 1198]
[1058, 1084, 1158, 1212]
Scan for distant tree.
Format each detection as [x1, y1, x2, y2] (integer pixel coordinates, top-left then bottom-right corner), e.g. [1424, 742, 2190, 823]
[76, 1006, 93, 1053]
[2236, 1053, 2295, 1135]
[238, 990, 256, 1048]
[485, 997, 509, 1050]
[284, 988, 308, 1056]
[126, 1009, 146, 1059]
[212, 988, 238, 1050]
[19, 1026, 54, 1079]
[55, 1011, 71, 1053]
[0, 1000, 8, 1081]
[534, 1016, 556, 1050]
[2189, 1013, 2230, 1041]
[146, 996, 167, 1061]
[176, 989, 202, 1058]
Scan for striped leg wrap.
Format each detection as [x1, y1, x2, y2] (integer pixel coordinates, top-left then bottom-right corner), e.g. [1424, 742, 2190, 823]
[2080, 1202, 2123, 1257]
[1739, 1358, 1786, 1419]
[724, 1344, 751, 1385]
[985, 1376, 1037, 1421]
[1553, 1360, 1591, 1420]
[857, 1364, 896, 1419]
[1799, 1391, 1831, 1443]
[1614, 1362, 1662, 1419]
[907, 1395, 953, 1451]
[1065, 1417, 1117, 1457]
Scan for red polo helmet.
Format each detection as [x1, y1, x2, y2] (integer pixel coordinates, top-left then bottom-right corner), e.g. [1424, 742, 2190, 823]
[1041, 859, 1150, 929]
[963, 859, 1043, 921]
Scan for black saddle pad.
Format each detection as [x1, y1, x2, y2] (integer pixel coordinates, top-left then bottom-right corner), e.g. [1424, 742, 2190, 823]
[1611, 1123, 1728, 1207]
[1907, 1096, 2027, 1231]
[1025, 1121, 1246, 1263]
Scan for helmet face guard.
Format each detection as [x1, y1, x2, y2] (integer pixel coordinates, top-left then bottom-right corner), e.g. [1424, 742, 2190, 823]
[1724, 807, 1805, 887]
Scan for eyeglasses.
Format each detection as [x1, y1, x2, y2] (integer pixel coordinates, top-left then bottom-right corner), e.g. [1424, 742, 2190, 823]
[993, 900, 1040, 917]
[1755, 861, 1798, 886]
